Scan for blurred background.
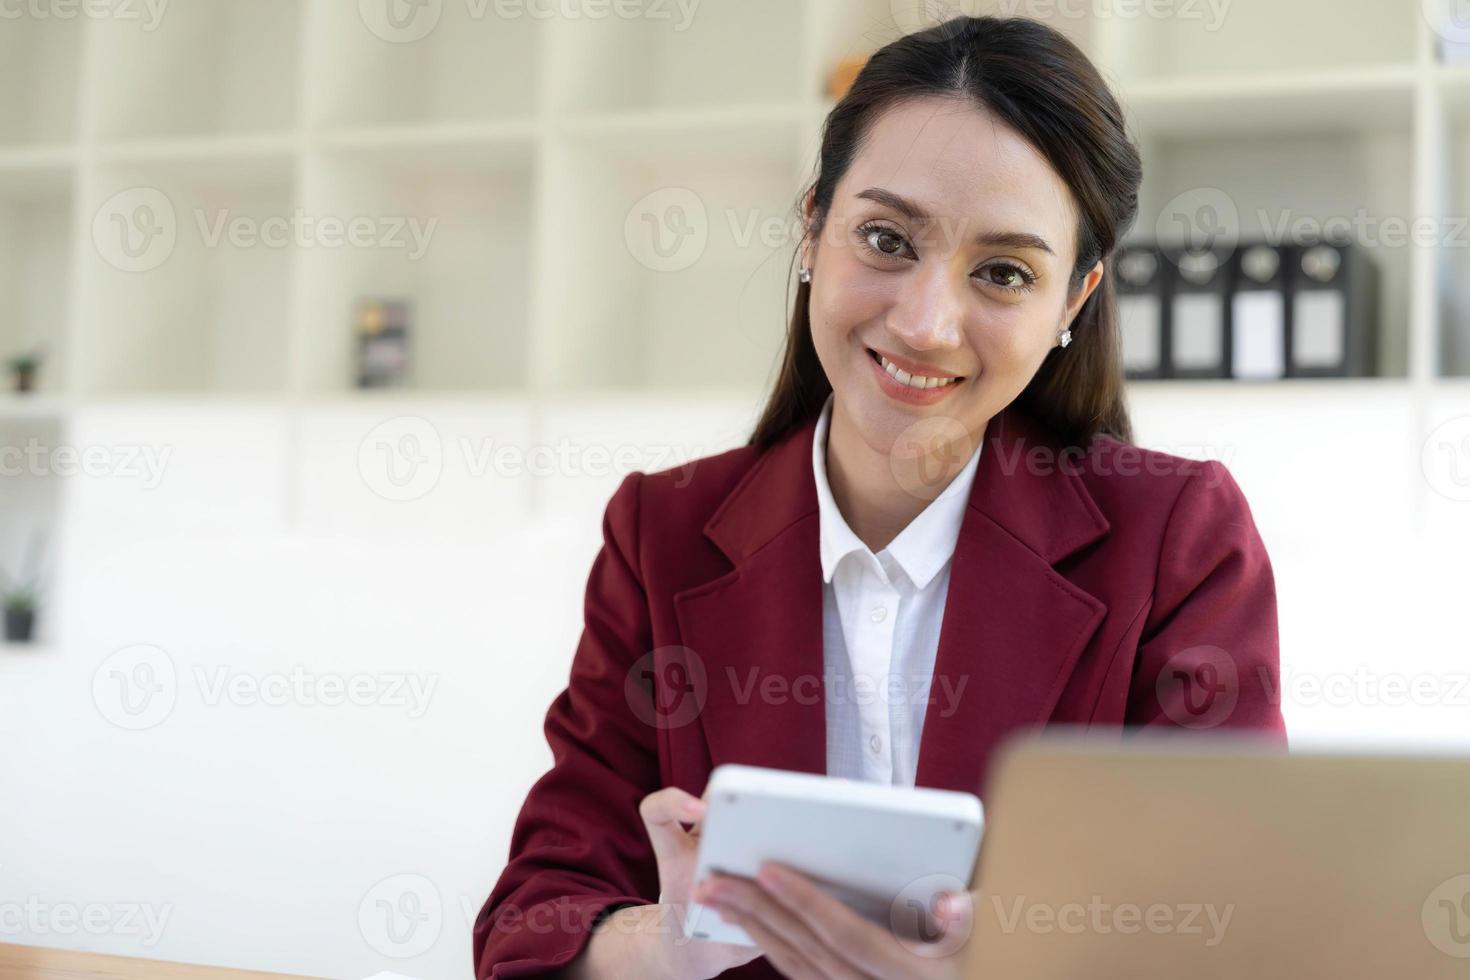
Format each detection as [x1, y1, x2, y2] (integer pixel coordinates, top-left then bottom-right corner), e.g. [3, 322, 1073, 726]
[2, 0, 1470, 976]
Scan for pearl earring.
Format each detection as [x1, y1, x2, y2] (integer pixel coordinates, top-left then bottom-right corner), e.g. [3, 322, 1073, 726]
[799, 266, 812, 283]
[1058, 329, 1072, 348]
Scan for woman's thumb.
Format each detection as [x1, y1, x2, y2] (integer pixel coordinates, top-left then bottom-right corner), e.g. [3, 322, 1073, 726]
[638, 787, 706, 865]
[936, 889, 975, 936]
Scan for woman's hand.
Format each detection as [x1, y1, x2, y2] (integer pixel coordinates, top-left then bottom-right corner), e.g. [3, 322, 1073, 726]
[691, 862, 976, 980]
[633, 786, 765, 980]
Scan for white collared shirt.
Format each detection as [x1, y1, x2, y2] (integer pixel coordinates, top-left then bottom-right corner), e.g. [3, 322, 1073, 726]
[813, 393, 983, 786]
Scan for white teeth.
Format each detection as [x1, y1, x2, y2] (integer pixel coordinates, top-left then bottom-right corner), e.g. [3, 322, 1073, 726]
[877, 353, 959, 390]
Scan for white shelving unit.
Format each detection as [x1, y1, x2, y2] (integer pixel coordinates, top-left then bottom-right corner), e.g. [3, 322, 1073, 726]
[0, 0, 1459, 409]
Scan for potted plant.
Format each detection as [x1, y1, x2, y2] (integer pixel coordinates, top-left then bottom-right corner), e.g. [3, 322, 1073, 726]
[3, 584, 36, 643]
[2, 529, 46, 644]
[7, 347, 43, 393]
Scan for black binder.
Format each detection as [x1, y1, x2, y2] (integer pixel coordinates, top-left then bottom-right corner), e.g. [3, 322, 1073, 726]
[1228, 243, 1290, 380]
[1163, 245, 1231, 379]
[1116, 244, 1167, 380]
[1286, 241, 1378, 378]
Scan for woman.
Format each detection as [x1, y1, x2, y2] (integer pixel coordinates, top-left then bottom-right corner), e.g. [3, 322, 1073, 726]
[474, 15, 1285, 980]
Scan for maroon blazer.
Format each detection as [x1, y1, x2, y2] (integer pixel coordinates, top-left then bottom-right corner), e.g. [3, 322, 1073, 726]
[473, 402, 1286, 978]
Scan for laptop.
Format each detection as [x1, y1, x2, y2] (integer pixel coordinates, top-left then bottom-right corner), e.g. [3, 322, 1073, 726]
[961, 730, 1470, 978]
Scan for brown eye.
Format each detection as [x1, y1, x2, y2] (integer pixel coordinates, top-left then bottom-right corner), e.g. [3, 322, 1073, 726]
[873, 229, 905, 255]
[976, 261, 1037, 293]
[856, 221, 914, 262]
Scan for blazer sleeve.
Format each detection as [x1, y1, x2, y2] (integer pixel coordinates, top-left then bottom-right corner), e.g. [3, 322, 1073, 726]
[1126, 459, 1288, 740]
[473, 470, 662, 978]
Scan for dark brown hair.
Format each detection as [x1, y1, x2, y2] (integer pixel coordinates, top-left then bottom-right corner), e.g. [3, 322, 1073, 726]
[748, 15, 1142, 450]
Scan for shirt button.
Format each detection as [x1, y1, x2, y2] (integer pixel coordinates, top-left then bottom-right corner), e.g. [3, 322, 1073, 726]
[869, 605, 887, 623]
[869, 734, 883, 754]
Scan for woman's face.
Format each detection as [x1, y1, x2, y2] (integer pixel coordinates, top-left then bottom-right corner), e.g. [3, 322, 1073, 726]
[804, 95, 1104, 468]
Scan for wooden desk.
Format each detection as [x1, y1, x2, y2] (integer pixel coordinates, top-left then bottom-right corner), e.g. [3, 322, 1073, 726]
[0, 944, 325, 979]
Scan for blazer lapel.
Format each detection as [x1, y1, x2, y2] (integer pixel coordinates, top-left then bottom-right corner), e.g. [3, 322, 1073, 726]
[673, 403, 1110, 795]
[914, 406, 1110, 798]
[673, 415, 828, 776]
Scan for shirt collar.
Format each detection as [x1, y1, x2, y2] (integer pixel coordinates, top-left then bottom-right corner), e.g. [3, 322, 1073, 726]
[811, 392, 983, 590]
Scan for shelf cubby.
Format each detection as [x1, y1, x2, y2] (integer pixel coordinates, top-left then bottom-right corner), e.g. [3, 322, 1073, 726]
[0, 12, 80, 146]
[1097, 0, 1417, 84]
[307, 0, 543, 129]
[1441, 89, 1470, 376]
[0, 166, 74, 396]
[550, 0, 802, 115]
[79, 156, 297, 394]
[542, 120, 805, 391]
[1133, 96, 1416, 378]
[92, 0, 303, 141]
[295, 138, 535, 394]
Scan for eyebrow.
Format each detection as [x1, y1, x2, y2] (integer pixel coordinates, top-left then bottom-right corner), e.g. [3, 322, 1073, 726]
[855, 187, 1056, 256]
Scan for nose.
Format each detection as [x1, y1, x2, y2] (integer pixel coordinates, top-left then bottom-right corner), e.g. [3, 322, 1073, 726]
[884, 259, 965, 352]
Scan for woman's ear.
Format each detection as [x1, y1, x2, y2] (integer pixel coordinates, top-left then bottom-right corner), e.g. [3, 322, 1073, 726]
[1063, 259, 1106, 328]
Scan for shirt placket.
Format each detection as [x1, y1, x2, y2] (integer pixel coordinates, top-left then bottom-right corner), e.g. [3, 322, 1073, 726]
[853, 554, 900, 784]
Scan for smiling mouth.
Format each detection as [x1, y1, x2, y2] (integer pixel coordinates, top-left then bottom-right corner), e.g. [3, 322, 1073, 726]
[866, 348, 967, 390]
